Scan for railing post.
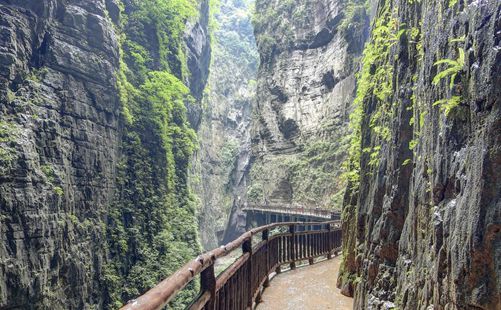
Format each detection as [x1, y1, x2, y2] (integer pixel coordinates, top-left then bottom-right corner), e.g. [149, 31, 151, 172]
[200, 263, 216, 310]
[262, 229, 270, 288]
[289, 224, 296, 270]
[242, 237, 253, 308]
[334, 226, 340, 256]
[327, 224, 332, 259]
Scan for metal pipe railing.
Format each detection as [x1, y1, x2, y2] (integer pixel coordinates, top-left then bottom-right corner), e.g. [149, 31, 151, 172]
[120, 221, 342, 310]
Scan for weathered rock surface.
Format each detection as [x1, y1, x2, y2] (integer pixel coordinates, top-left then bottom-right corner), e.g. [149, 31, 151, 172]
[185, 0, 212, 126]
[0, 0, 211, 308]
[0, 0, 120, 308]
[248, 0, 369, 213]
[191, 0, 258, 248]
[340, 0, 501, 309]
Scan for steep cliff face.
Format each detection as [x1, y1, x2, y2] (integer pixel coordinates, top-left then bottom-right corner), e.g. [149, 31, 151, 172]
[0, 0, 211, 308]
[192, 0, 258, 248]
[249, 0, 369, 212]
[102, 0, 211, 308]
[0, 1, 120, 308]
[339, 0, 501, 309]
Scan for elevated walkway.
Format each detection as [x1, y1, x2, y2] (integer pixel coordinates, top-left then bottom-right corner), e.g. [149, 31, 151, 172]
[257, 256, 352, 310]
[243, 204, 340, 229]
[120, 220, 343, 310]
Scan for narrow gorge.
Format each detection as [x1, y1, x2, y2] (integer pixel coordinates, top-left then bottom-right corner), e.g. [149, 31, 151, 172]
[0, 0, 499, 309]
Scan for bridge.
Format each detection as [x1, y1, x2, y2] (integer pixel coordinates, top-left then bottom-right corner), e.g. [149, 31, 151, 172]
[243, 204, 340, 229]
[120, 220, 342, 310]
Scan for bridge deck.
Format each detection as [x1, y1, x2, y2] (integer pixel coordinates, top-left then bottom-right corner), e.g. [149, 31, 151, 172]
[243, 204, 338, 220]
[257, 256, 352, 310]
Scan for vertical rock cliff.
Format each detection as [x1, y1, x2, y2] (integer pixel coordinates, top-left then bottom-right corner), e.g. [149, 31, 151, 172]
[339, 0, 501, 309]
[101, 0, 211, 308]
[192, 0, 258, 248]
[248, 0, 369, 214]
[0, 1, 120, 308]
[0, 0, 211, 308]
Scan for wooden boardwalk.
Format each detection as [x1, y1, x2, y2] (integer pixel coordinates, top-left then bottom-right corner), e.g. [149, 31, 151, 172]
[257, 256, 353, 310]
[121, 221, 342, 310]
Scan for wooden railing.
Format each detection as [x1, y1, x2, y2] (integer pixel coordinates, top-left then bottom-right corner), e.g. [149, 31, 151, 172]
[120, 221, 342, 310]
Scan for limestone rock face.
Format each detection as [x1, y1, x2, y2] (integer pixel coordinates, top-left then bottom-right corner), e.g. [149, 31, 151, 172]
[191, 0, 258, 248]
[340, 0, 501, 309]
[0, 0, 120, 308]
[248, 0, 369, 212]
[185, 0, 212, 127]
[0, 0, 212, 308]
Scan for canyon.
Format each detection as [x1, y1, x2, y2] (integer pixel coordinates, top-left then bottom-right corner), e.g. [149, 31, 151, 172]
[0, 0, 499, 309]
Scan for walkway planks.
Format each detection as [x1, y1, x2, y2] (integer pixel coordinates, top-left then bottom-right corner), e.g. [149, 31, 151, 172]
[257, 256, 353, 310]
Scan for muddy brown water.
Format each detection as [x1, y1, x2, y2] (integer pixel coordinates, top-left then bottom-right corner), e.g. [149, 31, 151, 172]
[257, 256, 353, 310]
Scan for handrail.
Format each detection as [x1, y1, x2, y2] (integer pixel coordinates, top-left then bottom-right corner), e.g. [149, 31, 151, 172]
[120, 220, 342, 310]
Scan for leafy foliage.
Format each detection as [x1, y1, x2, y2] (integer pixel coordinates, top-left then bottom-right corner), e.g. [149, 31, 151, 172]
[433, 96, 461, 116]
[53, 186, 64, 196]
[343, 6, 402, 185]
[432, 48, 464, 90]
[339, 0, 369, 32]
[432, 46, 465, 115]
[252, 0, 309, 60]
[123, 0, 197, 77]
[104, 1, 203, 308]
[0, 121, 18, 176]
[287, 138, 350, 209]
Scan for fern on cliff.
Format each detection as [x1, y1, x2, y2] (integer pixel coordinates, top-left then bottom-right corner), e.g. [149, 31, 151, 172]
[432, 46, 465, 115]
[432, 48, 464, 90]
[343, 5, 402, 184]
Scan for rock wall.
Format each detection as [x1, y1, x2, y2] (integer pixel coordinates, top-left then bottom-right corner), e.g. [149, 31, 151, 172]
[191, 0, 258, 248]
[0, 0, 211, 308]
[101, 0, 211, 308]
[248, 0, 369, 213]
[339, 0, 501, 309]
[0, 0, 120, 308]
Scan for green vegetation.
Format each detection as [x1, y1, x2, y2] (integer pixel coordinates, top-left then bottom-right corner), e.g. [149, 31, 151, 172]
[124, 0, 198, 77]
[432, 45, 465, 115]
[432, 49, 464, 90]
[343, 6, 402, 185]
[339, 0, 369, 32]
[252, 0, 307, 60]
[40, 164, 66, 197]
[0, 121, 16, 145]
[220, 139, 239, 167]
[41, 164, 56, 183]
[53, 186, 64, 196]
[26, 67, 48, 84]
[0, 121, 18, 177]
[287, 137, 350, 209]
[410, 26, 423, 61]
[6, 89, 16, 103]
[103, 0, 203, 308]
[69, 214, 79, 225]
[208, 0, 221, 41]
[433, 96, 461, 116]
[448, 0, 458, 8]
[247, 183, 264, 203]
